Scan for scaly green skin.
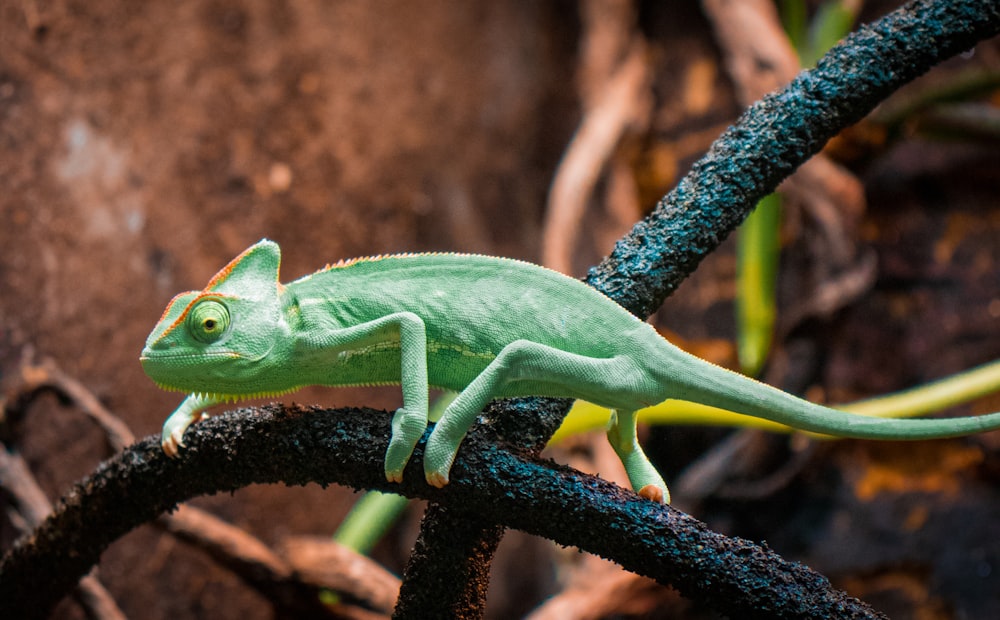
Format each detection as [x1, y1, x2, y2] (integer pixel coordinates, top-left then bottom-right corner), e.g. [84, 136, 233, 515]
[141, 239, 1000, 503]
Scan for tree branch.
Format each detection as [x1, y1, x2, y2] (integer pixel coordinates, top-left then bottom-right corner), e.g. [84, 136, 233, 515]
[392, 504, 504, 619]
[0, 404, 885, 619]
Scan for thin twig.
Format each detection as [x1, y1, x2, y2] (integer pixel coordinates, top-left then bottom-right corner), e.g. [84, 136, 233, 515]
[542, 0, 650, 275]
[160, 506, 399, 617]
[527, 560, 670, 620]
[6, 355, 135, 450]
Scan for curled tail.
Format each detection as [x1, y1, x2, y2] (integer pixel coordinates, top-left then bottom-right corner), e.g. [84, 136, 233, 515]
[660, 347, 1000, 440]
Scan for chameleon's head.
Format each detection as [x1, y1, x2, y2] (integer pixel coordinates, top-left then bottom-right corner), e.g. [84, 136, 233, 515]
[140, 239, 293, 398]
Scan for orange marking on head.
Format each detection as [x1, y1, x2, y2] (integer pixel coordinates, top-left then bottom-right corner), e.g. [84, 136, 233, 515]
[204, 244, 258, 290]
[157, 291, 197, 324]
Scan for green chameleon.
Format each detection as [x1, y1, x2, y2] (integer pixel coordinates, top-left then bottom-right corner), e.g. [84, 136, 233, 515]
[141, 239, 1000, 503]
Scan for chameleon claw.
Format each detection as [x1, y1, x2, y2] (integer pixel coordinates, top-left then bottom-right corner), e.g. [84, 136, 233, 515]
[638, 484, 667, 504]
[385, 468, 404, 484]
[159, 396, 213, 459]
[425, 471, 449, 488]
[161, 435, 183, 459]
[161, 418, 194, 458]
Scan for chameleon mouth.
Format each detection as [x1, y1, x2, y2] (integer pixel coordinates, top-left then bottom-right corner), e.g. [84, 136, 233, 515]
[140, 344, 274, 364]
[139, 351, 241, 363]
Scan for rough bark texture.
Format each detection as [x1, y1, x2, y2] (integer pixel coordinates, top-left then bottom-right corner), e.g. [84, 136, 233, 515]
[0, 404, 886, 620]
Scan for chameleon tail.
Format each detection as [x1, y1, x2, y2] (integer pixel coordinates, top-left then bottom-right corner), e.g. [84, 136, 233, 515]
[661, 347, 1000, 440]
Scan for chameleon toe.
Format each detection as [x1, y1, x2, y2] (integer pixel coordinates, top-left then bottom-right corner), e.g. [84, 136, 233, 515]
[426, 471, 449, 488]
[638, 484, 667, 504]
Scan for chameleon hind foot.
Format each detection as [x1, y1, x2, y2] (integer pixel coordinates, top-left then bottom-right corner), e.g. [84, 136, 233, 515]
[637, 484, 666, 504]
[607, 409, 670, 504]
[619, 451, 670, 504]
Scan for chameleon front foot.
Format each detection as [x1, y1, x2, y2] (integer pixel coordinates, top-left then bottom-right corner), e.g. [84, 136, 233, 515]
[160, 416, 195, 457]
[384, 406, 428, 483]
[383, 451, 409, 484]
[162, 432, 184, 458]
[161, 411, 210, 458]
[159, 394, 218, 458]
[425, 471, 449, 488]
[423, 433, 459, 489]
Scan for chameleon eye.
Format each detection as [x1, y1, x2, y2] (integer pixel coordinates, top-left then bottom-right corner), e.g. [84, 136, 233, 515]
[188, 299, 230, 343]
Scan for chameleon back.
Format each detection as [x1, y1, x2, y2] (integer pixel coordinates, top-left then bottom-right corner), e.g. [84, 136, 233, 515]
[286, 253, 657, 392]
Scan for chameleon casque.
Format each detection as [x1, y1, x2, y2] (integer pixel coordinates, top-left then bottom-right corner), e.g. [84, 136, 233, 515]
[141, 239, 1000, 503]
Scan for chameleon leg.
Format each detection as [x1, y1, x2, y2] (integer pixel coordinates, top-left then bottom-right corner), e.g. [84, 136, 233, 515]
[161, 393, 223, 458]
[303, 311, 431, 483]
[424, 340, 668, 501]
[385, 406, 430, 482]
[379, 313, 430, 483]
[607, 409, 669, 503]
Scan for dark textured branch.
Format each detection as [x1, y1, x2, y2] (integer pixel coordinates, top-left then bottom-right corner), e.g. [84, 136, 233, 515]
[392, 504, 504, 619]
[390, 397, 571, 617]
[0, 404, 885, 620]
[586, 0, 1000, 314]
[398, 1, 1000, 616]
